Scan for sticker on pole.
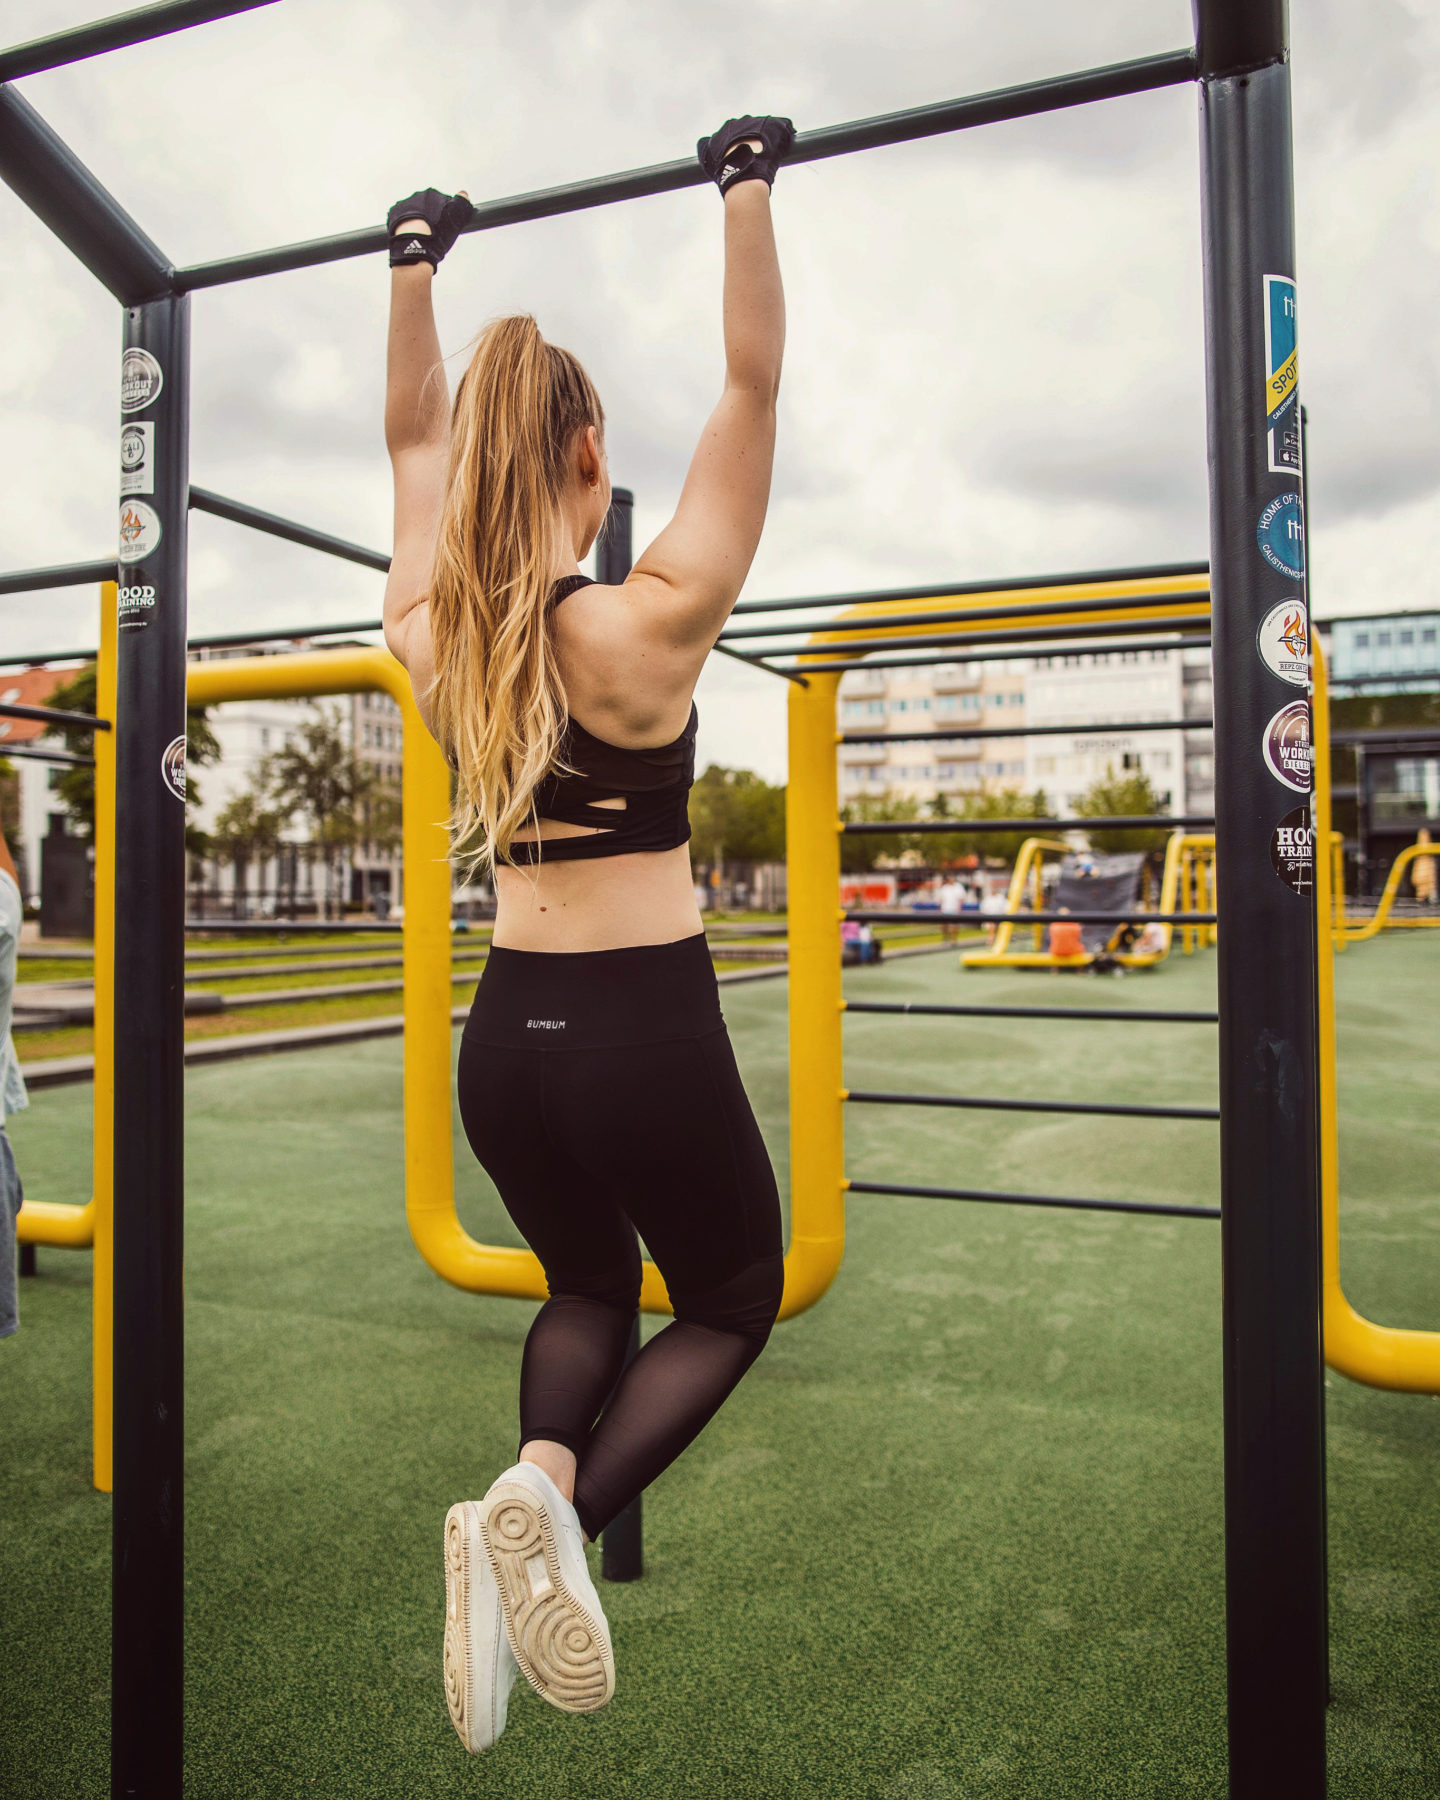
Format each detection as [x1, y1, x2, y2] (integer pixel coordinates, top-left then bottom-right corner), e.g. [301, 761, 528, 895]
[1263, 274, 1299, 474]
[117, 581, 157, 633]
[1256, 599, 1311, 688]
[161, 736, 186, 802]
[120, 347, 163, 414]
[1271, 806, 1314, 896]
[118, 500, 161, 565]
[1256, 492, 1305, 579]
[119, 422, 154, 496]
[1262, 699, 1312, 793]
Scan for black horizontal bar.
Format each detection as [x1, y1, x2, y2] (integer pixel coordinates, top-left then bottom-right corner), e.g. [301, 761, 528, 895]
[721, 589, 1208, 643]
[847, 909, 1217, 925]
[845, 1000, 1220, 1024]
[846, 1087, 1219, 1121]
[0, 0, 276, 81]
[844, 815, 1212, 834]
[771, 616, 1211, 665]
[1330, 728, 1440, 746]
[0, 559, 115, 596]
[1, 744, 95, 767]
[710, 639, 808, 686]
[184, 919, 406, 934]
[0, 85, 171, 302]
[781, 635, 1211, 676]
[190, 486, 391, 574]
[847, 1178, 1220, 1220]
[0, 620, 391, 669]
[173, 49, 1196, 290]
[729, 560, 1210, 618]
[0, 700, 109, 730]
[842, 717, 1213, 744]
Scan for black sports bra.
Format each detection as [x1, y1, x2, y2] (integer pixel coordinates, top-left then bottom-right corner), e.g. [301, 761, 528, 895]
[507, 576, 698, 865]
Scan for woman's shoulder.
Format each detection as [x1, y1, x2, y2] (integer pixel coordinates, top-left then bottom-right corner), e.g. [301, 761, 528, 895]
[552, 581, 698, 747]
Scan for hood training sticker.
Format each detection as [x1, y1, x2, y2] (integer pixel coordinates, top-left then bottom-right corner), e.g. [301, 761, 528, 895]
[118, 499, 161, 565]
[1271, 807, 1314, 896]
[1263, 273, 1300, 475]
[161, 736, 186, 802]
[120, 347, 163, 414]
[117, 581, 157, 633]
[1256, 599, 1311, 688]
[1257, 492, 1305, 580]
[1262, 699, 1312, 794]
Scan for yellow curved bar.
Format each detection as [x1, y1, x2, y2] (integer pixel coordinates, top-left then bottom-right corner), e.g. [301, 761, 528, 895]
[960, 837, 1070, 966]
[1337, 842, 1440, 945]
[1314, 640, 1440, 1391]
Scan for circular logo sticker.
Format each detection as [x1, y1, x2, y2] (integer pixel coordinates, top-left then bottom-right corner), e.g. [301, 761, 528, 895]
[1257, 492, 1305, 579]
[161, 736, 186, 802]
[1271, 806, 1314, 896]
[120, 347, 163, 414]
[1262, 699, 1312, 793]
[1256, 599, 1311, 688]
[118, 500, 162, 565]
[119, 425, 147, 470]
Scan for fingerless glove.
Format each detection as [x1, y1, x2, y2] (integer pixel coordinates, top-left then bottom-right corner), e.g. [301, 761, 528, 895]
[386, 188, 474, 269]
[696, 115, 795, 196]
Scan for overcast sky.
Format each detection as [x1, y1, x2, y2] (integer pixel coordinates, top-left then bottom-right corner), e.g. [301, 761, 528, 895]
[2, 0, 1435, 780]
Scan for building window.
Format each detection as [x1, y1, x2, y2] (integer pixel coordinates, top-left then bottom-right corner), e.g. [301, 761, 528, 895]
[1354, 632, 1369, 648]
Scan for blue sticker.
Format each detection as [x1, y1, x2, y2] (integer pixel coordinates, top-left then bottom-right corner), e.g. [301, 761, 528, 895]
[1257, 492, 1305, 579]
[1264, 274, 1300, 474]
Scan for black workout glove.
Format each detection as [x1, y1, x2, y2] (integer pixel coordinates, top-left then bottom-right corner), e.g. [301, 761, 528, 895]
[386, 188, 474, 269]
[696, 115, 795, 196]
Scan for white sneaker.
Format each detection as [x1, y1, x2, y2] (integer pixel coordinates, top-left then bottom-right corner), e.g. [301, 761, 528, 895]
[478, 1461, 616, 1714]
[443, 1500, 519, 1752]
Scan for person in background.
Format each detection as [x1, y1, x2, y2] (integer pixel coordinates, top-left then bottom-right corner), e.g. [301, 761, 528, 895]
[937, 872, 967, 941]
[0, 825, 29, 1340]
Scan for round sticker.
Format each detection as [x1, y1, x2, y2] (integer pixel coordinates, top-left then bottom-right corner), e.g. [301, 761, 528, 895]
[1271, 806, 1314, 896]
[119, 426, 147, 470]
[1262, 699, 1312, 793]
[161, 736, 186, 802]
[1256, 599, 1311, 688]
[1257, 492, 1305, 579]
[120, 347, 163, 414]
[118, 499, 162, 565]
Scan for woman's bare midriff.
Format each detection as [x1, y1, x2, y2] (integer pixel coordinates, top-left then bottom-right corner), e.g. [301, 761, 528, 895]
[492, 838, 703, 952]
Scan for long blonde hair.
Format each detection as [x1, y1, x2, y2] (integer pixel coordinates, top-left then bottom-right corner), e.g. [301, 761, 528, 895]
[427, 314, 604, 869]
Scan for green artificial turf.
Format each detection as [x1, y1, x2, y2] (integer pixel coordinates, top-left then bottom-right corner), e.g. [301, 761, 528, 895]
[2, 937, 1440, 1797]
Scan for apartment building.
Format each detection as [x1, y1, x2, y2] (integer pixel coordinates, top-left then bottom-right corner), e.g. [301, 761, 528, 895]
[838, 659, 1028, 803]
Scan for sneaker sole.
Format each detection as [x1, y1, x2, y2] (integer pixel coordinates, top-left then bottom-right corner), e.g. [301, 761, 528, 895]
[443, 1501, 504, 1752]
[478, 1482, 614, 1713]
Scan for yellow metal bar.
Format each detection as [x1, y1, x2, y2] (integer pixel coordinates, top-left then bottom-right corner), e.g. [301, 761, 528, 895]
[1314, 639, 1440, 1391]
[1336, 842, 1440, 944]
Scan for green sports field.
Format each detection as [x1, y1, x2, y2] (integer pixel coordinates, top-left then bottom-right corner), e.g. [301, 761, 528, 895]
[3, 936, 1439, 1798]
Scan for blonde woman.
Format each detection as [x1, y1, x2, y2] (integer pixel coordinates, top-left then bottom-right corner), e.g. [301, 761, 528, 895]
[381, 116, 793, 1753]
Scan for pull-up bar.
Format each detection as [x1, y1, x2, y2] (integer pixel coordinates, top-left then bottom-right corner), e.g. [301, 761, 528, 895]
[0, 0, 276, 84]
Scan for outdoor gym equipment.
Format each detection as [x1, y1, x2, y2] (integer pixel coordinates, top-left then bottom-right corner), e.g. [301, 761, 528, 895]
[0, 1, 1392, 1792]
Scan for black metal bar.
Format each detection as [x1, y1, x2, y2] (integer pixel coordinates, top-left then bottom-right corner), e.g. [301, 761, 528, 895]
[0, 700, 109, 730]
[778, 634, 1211, 676]
[844, 815, 1212, 834]
[721, 589, 1209, 642]
[1, 745, 96, 767]
[0, 86, 172, 303]
[172, 50, 1196, 291]
[764, 615, 1212, 664]
[847, 909, 1216, 925]
[845, 1000, 1220, 1024]
[729, 560, 1211, 618]
[111, 291, 189, 1800]
[184, 917, 405, 934]
[711, 638, 809, 686]
[18, 1241, 37, 1276]
[0, 0, 276, 81]
[842, 718, 1213, 744]
[845, 1087, 1219, 1121]
[189, 486, 391, 574]
[847, 1178, 1220, 1220]
[1196, 2, 1327, 1788]
[0, 559, 116, 596]
[0, 620, 388, 668]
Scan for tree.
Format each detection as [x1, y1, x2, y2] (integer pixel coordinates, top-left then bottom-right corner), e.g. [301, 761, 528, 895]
[838, 791, 922, 872]
[42, 662, 220, 848]
[1075, 765, 1172, 853]
[262, 705, 386, 916]
[688, 764, 785, 866]
[211, 784, 283, 918]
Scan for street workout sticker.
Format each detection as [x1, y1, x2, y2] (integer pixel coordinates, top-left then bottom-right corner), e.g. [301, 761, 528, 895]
[161, 735, 186, 802]
[1263, 273, 1299, 475]
[1262, 699, 1312, 794]
[120, 348, 163, 415]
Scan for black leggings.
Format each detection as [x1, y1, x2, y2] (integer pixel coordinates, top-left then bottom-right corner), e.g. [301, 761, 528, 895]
[457, 933, 784, 1541]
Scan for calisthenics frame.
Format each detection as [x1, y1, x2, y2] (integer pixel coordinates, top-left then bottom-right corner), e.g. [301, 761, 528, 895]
[0, 1, 1327, 1794]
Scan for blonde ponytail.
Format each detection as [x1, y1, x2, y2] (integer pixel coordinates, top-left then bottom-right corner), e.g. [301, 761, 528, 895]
[427, 315, 604, 869]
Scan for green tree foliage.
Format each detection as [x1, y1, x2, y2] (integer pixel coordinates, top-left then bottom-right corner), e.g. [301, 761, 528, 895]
[688, 764, 785, 865]
[1075, 765, 1172, 853]
[838, 791, 921, 872]
[840, 786, 1052, 870]
[262, 705, 389, 916]
[42, 663, 220, 850]
[211, 785, 284, 915]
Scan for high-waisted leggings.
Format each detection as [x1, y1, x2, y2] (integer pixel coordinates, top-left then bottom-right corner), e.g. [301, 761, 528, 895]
[456, 932, 784, 1541]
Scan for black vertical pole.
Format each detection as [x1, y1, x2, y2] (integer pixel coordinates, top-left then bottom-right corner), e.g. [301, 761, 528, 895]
[1193, 4, 1328, 1796]
[112, 293, 190, 1800]
[595, 485, 643, 1585]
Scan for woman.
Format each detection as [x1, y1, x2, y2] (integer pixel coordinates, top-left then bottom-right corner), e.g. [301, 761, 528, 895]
[381, 114, 794, 1753]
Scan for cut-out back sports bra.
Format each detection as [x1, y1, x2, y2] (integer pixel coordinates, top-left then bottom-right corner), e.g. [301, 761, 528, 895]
[506, 576, 697, 865]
